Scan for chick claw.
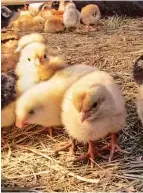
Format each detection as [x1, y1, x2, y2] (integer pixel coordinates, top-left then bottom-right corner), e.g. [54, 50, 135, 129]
[101, 133, 128, 162]
[73, 140, 107, 168]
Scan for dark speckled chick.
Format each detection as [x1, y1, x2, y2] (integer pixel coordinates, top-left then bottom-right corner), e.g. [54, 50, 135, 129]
[1, 70, 17, 127]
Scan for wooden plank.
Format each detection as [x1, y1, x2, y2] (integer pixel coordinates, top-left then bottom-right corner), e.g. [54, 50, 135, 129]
[1, 0, 51, 5]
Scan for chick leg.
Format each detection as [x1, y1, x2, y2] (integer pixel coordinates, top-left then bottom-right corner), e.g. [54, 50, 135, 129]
[54, 138, 76, 155]
[74, 140, 106, 168]
[102, 133, 127, 162]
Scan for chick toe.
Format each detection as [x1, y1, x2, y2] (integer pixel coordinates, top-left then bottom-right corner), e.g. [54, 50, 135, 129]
[102, 133, 128, 162]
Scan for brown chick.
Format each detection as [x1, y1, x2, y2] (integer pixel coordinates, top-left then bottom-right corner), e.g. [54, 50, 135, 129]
[133, 55, 143, 124]
[44, 15, 64, 33]
[81, 4, 101, 32]
[15, 65, 96, 136]
[61, 70, 126, 167]
[15, 40, 66, 94]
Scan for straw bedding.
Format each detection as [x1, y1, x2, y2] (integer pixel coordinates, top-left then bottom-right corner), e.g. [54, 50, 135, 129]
[1, 17, 143, 192]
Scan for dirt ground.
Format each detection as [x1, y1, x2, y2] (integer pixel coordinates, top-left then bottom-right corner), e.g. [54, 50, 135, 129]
[1, 17, 143, 192]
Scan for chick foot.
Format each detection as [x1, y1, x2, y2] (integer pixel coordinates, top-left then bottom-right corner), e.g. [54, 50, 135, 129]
[101, 133, 128, 162]
[54, 138, 76, 155]
[85, 25, 100, 32]
[73, 140, 107, 168]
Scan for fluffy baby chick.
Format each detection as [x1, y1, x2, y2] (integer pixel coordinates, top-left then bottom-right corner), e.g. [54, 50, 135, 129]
[63, 2, 81, 30]
[81, 4, 101, 31]
[133, 55, 143, 123]
[9, 14, 45, 32]
[15, 65, 96, 135]
[15, 33, 46, 53]
[61, 70, 126, 167]
[28, 3, 43, 16]
[16, 41, 66, 94]
[44, 15, 64, 33]
[1, 71, 17, 127]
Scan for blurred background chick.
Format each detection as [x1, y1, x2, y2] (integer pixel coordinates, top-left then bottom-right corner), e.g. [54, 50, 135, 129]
[81, 4, 101, 31]
[44, 15, 64, 33]
[15, 65, 96, 136]
[61, 70, 126, 167]
[63, 2, 81, 30]
[1, 71, 17, 127]
[133, 55, 143, 124]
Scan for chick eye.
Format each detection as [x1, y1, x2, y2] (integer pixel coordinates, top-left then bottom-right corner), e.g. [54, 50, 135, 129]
[44, 54, 46, 59]
[29, 109, 35, 115]
[92, 102, 98, 108]
[28, 58, 31, 61]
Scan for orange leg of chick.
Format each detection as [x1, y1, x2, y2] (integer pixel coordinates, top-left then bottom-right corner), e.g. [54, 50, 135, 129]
[46, 127, 53, 137]
[102, 133, 127, 162]
[74, 140, 107, 168]
[54, 138, 76, 155]
[85, 25, 101, 32]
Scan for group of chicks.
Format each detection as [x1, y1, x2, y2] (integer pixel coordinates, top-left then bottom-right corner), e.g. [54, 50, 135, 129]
[8, 1, 101, 33]
[2, 32, 143, 168]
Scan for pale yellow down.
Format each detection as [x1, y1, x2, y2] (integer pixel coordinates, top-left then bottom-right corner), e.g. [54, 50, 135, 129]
[62, 70, 126, 143]
[16, 65, 96, 128]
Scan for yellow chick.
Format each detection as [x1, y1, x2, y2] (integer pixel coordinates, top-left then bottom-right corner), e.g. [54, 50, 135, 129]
[63, 3, 81, 29]
[15, 33, 46, 53]
[9, 14, 45, 32]
[81, 4, 101, 31]
[15, 65, 96, 136]
[15, 41, 66, 94]
[39, 9, 53, 20]
[61, 70, 126, 167]
[44, 15, 64, 33]
[133, 55, 143, 123]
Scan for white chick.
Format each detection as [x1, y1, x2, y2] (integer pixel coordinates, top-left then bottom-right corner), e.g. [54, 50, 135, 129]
[15, 33, 46, 53]
[61, 70, 126, 167]
[133, 55, 143, 123]
[15, 65, 96, 136]
[44, 15, 64, 33]
[16, 41, 66, 94]
[1, 71, 17, 127]
[63, 2, 81, 29]
[28, 3, 43, 16]
[81, 4, 101, 31]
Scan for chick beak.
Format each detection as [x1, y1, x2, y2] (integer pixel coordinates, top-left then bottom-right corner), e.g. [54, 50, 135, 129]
[81, 111, 90, 123]
[38, 57, 44, 66]
[16, 119, 26, 128]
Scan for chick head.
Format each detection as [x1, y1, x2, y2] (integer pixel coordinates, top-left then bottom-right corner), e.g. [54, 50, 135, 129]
[15, 33, 46, 53]
[19, 42, 48, 66]
[133, 55, 143, 85]
[73, 84, 113, 123]
[16, 88, 44, 128]
[34, 15, 45, 31]
[19, 41, 66, 72]
[65, 2, 76, 10]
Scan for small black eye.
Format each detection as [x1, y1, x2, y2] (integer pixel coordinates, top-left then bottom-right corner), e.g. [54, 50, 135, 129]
[29, 109, 35, 115]
[92, 102, 98, 108]
[28, 58, 31, 61]
[44, 54, 46, 59]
